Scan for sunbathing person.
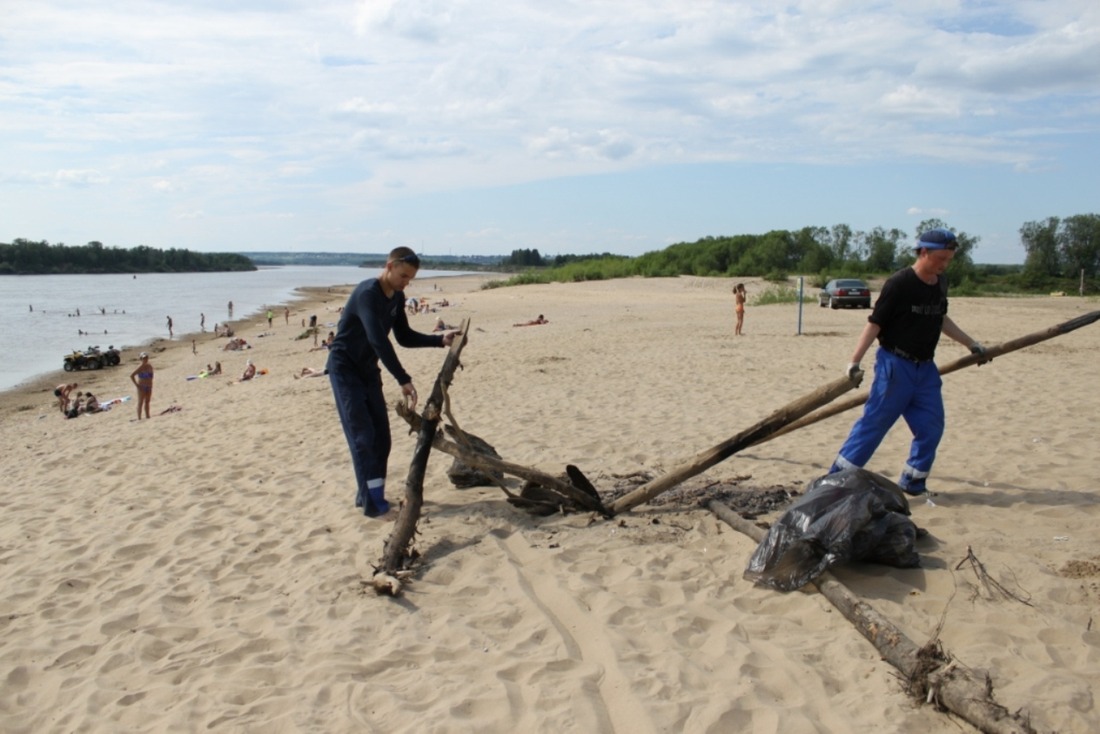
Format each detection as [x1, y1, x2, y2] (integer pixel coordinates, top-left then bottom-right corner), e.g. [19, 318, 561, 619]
[294, 366, 329, 379]
[240, 360, 257, 381]
[84, 393, 101, 413]
[309, 332, 335, 351]
[223, 337, 250, 351]
[513, 314, 548, 327]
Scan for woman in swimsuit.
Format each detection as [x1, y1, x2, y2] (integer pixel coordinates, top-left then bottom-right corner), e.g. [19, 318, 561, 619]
[733, 283, 747, 336]
[130, 352, 154, 419]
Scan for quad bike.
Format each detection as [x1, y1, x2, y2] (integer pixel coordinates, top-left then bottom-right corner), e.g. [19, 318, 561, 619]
[100, 345, 121, 366]
[63, 348, 103, 371]
[62, 345, 119, 371]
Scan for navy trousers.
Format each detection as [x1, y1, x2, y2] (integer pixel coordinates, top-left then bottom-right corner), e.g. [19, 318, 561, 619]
[831, 347, 944, 493]
[329, 365, 391, 516]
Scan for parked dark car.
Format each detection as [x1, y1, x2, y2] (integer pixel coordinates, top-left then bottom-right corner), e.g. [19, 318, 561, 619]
[819, 279, 872, 309]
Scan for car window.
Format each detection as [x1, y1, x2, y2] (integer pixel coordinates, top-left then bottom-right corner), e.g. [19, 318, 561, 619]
[836, 280, 866, 288]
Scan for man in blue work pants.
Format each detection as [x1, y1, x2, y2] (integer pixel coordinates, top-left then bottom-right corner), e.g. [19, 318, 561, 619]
[830, 349, 944, 493]
[828, 228, 987, 496]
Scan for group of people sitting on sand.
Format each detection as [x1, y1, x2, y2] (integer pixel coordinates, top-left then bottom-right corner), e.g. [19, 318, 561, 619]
[223, 337, 250, 351]
[406, 296, 451, 315]
[63, 390, 103, 418]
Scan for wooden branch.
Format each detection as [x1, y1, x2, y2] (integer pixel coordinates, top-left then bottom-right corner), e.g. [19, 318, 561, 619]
[607, 374, 861, 515]
[373, 318, 471, 595]
[761, 309, 1100, 445]
[710, 501, 1037, 734]
[395, 404, 609, 516]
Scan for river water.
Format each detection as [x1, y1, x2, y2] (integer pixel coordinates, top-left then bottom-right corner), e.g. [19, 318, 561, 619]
[0, 266, 468, 392]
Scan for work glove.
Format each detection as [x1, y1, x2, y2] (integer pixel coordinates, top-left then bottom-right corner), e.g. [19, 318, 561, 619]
[969, 342, 991, 365]
[845, 362, 863, 381]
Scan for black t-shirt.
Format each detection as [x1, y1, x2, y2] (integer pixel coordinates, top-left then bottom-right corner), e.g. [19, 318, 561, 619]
[869, 267, 948, 361]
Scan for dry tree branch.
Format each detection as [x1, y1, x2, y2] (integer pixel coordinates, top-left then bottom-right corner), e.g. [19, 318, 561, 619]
[954, 546, 1034, 607]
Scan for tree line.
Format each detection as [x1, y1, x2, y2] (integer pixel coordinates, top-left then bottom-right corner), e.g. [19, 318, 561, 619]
[497, 214, 1099, 293]
[1019, 214, 1100, 286]
[0, 239, 256, 275]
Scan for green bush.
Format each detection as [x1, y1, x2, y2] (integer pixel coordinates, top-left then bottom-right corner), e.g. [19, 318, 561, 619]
[752, 285, 812, 306]
[763, 269, 789, 283]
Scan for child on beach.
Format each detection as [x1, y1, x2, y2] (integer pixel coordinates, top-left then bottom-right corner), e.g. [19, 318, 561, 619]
[733, 283, 747, 336]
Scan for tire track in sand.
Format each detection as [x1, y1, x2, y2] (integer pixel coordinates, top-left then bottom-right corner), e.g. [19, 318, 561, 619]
[495, 530, 655, 734]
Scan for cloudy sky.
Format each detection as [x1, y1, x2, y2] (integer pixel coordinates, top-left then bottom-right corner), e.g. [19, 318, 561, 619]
[2, 1, 1097, 262]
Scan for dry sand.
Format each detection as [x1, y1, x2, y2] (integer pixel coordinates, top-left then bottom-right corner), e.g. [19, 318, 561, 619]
[1, 273, 1098, 733]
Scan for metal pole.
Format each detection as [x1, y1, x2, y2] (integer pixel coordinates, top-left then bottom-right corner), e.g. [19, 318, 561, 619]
[797, 277, 804, 335]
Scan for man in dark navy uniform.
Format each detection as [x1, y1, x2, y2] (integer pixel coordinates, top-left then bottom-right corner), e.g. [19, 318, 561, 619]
[327, 247, 456, 517]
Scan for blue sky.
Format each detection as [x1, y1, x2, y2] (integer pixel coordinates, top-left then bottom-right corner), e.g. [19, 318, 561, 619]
[2, 1, 1097, 263]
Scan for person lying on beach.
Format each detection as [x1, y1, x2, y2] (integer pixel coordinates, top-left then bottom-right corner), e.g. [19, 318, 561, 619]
[309, 332, 335, 351]
[223, 338, 250, 351]
[433, 317, 457, 332]
[294, 366, 329, 379]
[513, 314, 548, 327]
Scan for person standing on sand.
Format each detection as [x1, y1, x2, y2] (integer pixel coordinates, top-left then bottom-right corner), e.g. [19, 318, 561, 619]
[827, 228, 988, 497]
[130, 352, 154, 420]
[733, 283, 747, 336]
[266, 308, 274, 328]
[166, 315, 173, 338]
[327, 247, 457, 518]
[284, 306, 290, 325]
[55, 382, 76, 414]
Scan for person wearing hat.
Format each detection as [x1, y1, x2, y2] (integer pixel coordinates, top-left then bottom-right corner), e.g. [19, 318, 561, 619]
[827, 228, 988, 496]
[327, 247, 458, 519]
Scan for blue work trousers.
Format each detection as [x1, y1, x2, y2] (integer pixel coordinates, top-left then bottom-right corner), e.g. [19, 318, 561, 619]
[329, 364, 391, 516]
[833, 348, 944, 486]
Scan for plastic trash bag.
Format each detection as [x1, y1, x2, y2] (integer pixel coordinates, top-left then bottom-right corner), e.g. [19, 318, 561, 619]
[743, 468, 920, 591]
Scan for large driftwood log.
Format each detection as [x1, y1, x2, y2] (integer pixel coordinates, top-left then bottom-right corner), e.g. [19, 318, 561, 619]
[709, 501, 1036, 734]
[761, 309, 1100, 446]
[395, 405, 609, 516]
[607, 374, 862, 515]
[372, 318, 471, 595]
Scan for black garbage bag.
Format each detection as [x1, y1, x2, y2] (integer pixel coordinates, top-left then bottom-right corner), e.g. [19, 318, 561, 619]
[743, 468, 921, 591]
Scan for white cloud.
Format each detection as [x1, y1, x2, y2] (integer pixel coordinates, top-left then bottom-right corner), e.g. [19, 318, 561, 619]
[0, 1, 1096, 258]
[53, 169, 110, 187]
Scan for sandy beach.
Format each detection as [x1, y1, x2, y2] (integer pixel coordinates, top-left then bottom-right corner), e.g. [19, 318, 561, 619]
[1, 273, 1098, 733]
